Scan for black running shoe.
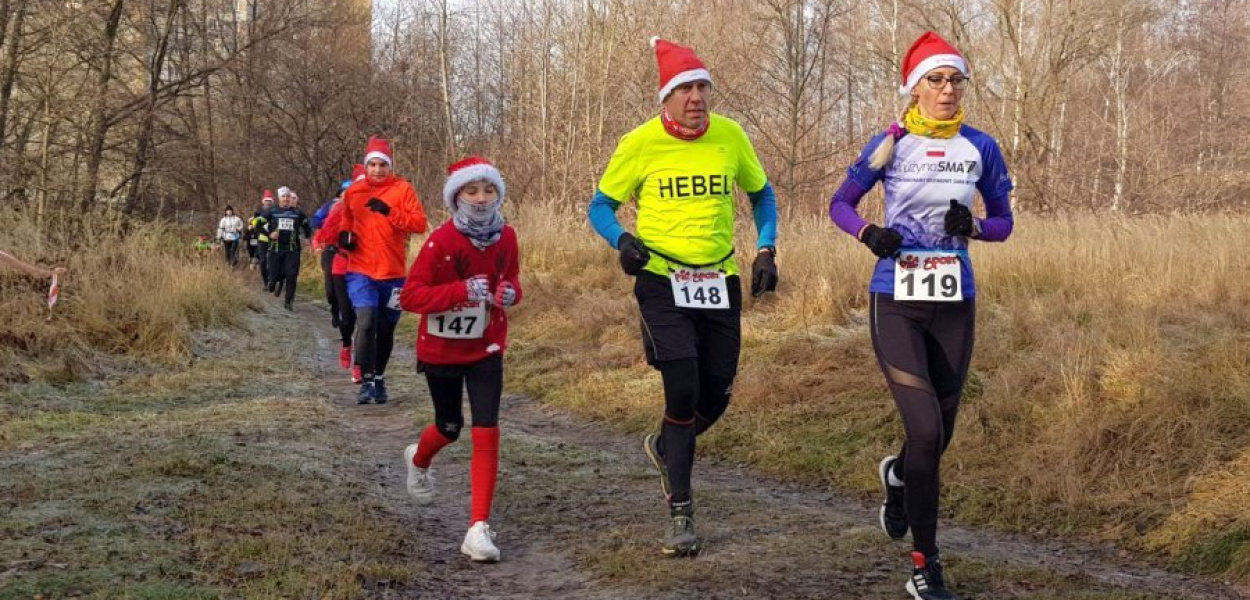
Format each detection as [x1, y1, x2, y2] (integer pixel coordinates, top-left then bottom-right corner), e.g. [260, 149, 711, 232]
[906, 552, 958, 600]
[356, 381, 375, 405]
[661, 501, 700, 557]
[879, 455, 909, 539]
[284, 300, 293, 311]
[374, 378, 389, 404]
[643, 433, 671, 501]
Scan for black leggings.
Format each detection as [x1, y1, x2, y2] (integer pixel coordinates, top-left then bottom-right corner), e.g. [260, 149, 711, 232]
[423, 355, 504, 440]
[657, 357, 736, 505]
[331, 274, 356, 347]
[268, 250, 301, 304]
[320, 250, 338, 316]
[223, 240, 239, 267]
[354, 308, 397, 377]
[256, 241, 270, 284]
[870, 293, 975, 558]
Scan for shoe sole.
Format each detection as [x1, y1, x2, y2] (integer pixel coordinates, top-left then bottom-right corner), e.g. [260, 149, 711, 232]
[661, 541, 701, 557]
[643, 434, 671, 500]
[460, 544, 500, 562]
[879, 456, 908, 540]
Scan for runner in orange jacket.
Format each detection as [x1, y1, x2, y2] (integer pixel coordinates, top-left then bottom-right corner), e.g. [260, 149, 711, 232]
[337, 137, 429, 404]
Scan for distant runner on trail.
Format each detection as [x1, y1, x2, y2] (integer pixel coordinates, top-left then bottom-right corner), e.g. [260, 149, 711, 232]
[216, 205, 245, 268]
[314, 165, 367, 384]
[312, 176, 354, 332]
[263, 188, 312, 310]
[337, 137, 428, 404]
[828, 31, 1014, 600]
[588, 37, 779, 558]
[250, 190, 276, 286]
[399, 157, 521, 564]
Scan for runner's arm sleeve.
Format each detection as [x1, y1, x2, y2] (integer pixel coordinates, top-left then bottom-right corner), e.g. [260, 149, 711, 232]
[300, 216, 312, 239]
[216, 219, 225, 241]
[829, 133, 889, 239]
[747, 183, 777, 249]
[311, 202, 332, 229]
[339, 195, 355, 234]
[974, 137, 1015, 242]
[315, 206, 342, 246]
[398, 240, 471, 314]
[588, 191, 629, 249]
[388, 186, 429, 234]
[504, 230, 523, 307]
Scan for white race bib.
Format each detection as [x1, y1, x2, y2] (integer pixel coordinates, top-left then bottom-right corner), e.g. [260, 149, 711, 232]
[427, 302, 488, 339]
[278, 218, 295, 231]
[670, 268, 729, 310]
[386, 288, 402, 310]
[249, 239, 258, 246]
[893, 250, 963, 302]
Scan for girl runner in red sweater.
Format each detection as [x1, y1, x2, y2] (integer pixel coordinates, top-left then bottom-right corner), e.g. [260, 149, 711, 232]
[398, 157, 521, 563]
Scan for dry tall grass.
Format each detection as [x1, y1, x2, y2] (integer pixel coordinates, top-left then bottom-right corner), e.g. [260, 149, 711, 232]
[506, 201, 1250, 580]
[0, 208, 258, 384]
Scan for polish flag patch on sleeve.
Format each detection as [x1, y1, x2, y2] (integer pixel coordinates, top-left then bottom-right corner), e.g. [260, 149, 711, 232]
[926, 146, 945, 158]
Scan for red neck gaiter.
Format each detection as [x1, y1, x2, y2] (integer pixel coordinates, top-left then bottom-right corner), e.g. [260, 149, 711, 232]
[661, 109, 709, 141]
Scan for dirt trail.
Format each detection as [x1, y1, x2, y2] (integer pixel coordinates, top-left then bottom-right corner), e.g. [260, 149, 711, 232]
[293, 302, 1247, 600]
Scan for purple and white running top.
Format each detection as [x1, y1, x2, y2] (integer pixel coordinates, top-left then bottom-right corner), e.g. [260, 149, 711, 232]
[829, 124, 1014, 298]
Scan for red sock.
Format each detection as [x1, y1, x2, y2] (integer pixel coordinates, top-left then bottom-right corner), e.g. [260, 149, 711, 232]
[413, 425, 454, 469]
[470, 426, 500, 525]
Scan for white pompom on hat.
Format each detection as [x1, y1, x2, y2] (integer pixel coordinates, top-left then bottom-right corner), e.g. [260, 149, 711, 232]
[899, 31, 968, 96]
[651, 37, 711, 104]
[443, 156, 505, 210]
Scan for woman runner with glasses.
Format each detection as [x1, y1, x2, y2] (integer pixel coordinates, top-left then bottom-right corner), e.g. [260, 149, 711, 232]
[827, 31, 1015, 600]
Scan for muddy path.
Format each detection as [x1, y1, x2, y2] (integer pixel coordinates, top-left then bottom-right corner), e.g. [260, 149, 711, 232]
[291, 301, 1247, 600]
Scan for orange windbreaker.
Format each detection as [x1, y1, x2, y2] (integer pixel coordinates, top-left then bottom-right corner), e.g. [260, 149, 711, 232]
[339, 175, 428, 280]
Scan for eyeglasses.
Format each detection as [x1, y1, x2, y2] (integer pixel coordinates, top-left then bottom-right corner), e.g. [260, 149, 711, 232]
[924, 75, 970, 90]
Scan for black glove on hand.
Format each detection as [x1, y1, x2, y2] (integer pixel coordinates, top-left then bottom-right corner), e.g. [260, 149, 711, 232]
[860, 224, 903, 259]
[337, 231, 356, 251]
[751, 249, 778, 298]
[617, 232, 651, 276]
[944, 199, 975, 236]
[365, 197, 391, 216]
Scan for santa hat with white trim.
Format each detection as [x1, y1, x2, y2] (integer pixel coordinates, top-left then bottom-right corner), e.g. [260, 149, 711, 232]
[351, 163, 366, 181]
[443, 156, 505, 210]
[363, 136, 393, 166]
[651, 37, 711, 103]
[899, 31, 968, 96]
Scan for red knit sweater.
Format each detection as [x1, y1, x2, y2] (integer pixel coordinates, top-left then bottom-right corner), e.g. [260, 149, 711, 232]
[399, 221, 522, 365]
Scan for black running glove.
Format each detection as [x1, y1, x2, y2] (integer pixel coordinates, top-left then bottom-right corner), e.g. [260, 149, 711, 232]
[365, 197, 391, 216]
[338, 231, 357, 251]
[616, 232, 651, 276]
[860, 224, 903, 259]
[944, 199, 975, 236]
[751, 248, 778, 298]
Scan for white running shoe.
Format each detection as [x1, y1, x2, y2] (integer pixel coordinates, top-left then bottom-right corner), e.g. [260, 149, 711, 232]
[404, 443, 434, 504]
[461, 521, 500, 562]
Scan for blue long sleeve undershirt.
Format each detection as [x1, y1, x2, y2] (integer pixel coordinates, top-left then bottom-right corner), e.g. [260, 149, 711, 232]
[588, 182, 778, 250]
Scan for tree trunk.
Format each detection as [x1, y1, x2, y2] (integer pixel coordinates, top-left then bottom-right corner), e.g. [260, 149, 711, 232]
[79, 0, 125, 211]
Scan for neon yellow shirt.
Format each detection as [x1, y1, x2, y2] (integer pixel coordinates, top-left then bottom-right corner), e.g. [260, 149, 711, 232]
[597, 113, 768, 277]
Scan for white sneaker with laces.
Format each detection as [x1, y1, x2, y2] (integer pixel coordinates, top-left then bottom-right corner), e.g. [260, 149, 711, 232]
[461, 521, 500, 562]
[404, 443, 434, 504]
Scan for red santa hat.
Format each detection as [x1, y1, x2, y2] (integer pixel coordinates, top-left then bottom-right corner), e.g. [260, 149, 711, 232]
[262, 189, 274, 201]
[351, 163, 366, 181]
[651, 37, 710, 103]
[363, 136, 393, 166]
[443, 156, 505, 210]
[899, 31, 968, 96]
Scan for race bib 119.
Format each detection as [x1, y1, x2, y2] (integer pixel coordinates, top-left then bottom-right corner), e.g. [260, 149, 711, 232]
[893, 250, 962, 302]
